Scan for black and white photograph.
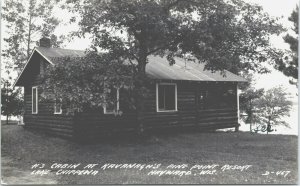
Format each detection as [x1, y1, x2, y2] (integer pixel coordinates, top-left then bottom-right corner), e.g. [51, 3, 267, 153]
[1, 0, 298, 184]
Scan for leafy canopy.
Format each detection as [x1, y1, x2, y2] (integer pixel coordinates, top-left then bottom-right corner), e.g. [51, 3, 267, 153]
[43, 0, 285, 112]
[239, 74, 265, 125]
[66, 0, 284, 74]
[274, 6, 298, 85]
[2, 0, 64, 72]
[41, 53, 136, 113]
[1, 79, 24, 118]
[240, 75, 293, 130]
[254, 86, 293, 128]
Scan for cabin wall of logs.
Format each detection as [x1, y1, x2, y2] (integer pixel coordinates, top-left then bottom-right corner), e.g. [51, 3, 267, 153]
[72, 81, 239, 141]
[22, 57, 239, 141]
[23, 55, 74, 138]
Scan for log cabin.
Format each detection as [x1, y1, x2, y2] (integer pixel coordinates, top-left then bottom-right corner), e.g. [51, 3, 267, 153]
[14, 38, 247, 141]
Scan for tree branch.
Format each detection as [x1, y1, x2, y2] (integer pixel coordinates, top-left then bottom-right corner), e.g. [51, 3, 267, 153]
[146, 39, 180, 56]
[164, 0, 183, 11]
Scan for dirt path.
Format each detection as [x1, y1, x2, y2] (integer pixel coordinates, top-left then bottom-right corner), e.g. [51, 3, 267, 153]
[1, 156, 58, 185]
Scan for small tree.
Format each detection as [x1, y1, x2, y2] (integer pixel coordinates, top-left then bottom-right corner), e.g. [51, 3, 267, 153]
[240, 87, 264, 131]
[239, 74, 264, 131]
[255, 86, 293, 133]
[1, 78, 24, 124]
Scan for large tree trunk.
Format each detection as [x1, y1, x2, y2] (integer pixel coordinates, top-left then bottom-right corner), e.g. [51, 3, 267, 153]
[134, 29, 150, 136]
[135, 46, 148, 135]
[136, 88, 145, 135]
[136, 67, 147, 134]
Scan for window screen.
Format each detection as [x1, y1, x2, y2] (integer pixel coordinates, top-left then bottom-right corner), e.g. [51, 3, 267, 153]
[158, 84, 176, 111]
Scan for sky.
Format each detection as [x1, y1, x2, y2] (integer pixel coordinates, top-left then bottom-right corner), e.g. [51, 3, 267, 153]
[247, 0, 298, 18]
[245, 0, 298, 95]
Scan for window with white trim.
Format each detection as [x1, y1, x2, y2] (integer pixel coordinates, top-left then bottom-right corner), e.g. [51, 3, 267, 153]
[54, 99, 62, 114]
[103, 88, 120, 114]
[32, 87, 38, 114]
[156, 83, 177, 112]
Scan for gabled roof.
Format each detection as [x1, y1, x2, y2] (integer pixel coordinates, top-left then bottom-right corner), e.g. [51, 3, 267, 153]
[14, 47, 247, 86]
[37, 47, 86, 59]
[146, 56, 246, 82]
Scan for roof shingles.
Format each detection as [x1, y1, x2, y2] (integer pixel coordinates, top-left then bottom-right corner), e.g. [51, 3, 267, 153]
[15, 47, 246, 86]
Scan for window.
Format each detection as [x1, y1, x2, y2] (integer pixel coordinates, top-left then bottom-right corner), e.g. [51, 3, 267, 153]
[156, 83, 177, 112]
[54, 99, 62, 114]
[32, 87, 38, 114]
[103, 88, 119, 114]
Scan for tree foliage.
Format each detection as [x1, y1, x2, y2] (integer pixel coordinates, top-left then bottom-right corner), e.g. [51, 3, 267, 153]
[66, 0, 283, 74]
[240, 75, 292, 131]
[41, 53, 136, 114]
[255, 86, 293, 128]
[2, 0, 64, 72]
[43, 0, 285, 115]
[2, 0, 66, 119]
[239, 74, 264, 125]
[1, 78, 24, 122]
[240, 89, 265, 125]
[274, 6, 298, 85]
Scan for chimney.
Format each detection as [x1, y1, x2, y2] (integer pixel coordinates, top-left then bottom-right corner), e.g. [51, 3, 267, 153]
[39, 37, 51, 48]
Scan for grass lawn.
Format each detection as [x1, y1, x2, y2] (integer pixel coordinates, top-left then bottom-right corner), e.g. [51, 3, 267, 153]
[1, 125, 298, 184]
[1, 120, 19, 125]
